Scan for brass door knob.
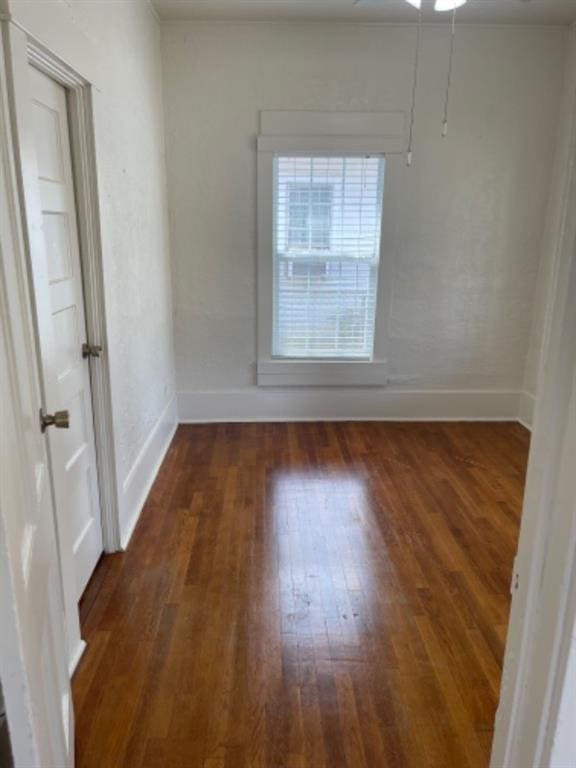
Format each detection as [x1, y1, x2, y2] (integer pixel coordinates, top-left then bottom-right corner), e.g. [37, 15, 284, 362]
[82, 342, 102, 359]
[40, 409, 70, 433]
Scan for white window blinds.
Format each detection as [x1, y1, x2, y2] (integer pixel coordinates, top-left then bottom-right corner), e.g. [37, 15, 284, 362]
[273, 156, 385, 359]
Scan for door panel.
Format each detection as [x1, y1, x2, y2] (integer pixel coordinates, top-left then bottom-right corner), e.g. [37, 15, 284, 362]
[43, 211, 73, 281]
[29, 65, 103, 601]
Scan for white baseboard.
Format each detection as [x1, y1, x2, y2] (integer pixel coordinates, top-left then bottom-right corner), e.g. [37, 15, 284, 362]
[177, 388, 521, 423]
[120, 395, 177, 549]
[518, 391, 536, 431]
[112, 390, 527, 548]
[68, 638, 86, 677]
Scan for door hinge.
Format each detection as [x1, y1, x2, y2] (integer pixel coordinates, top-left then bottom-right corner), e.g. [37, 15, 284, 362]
[82, 342, 102, 359]
[511, 556, 520, 594]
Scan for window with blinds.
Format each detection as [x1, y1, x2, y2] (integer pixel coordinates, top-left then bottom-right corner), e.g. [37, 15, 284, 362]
[273, 156, 385, 359]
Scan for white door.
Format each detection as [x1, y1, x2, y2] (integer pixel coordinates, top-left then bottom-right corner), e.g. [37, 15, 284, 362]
[0, 26, 72, 767]
[0, 331, 74, 767]
[28, 66, 103, 605]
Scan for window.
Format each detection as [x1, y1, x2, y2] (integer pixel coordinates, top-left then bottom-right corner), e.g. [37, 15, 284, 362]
[257, 109, 403, 387]
[273, 156, 385, 359]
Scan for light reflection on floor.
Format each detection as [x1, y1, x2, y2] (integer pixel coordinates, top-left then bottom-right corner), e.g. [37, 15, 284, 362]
[270, 470, 386, 658]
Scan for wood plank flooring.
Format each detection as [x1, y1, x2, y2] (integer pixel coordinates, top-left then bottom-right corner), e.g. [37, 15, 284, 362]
[74, 422, 530, 768]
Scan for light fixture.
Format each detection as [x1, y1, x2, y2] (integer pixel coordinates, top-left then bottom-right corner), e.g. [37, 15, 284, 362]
[397, 0, 465, 165]
[442, 9, 457, 137]
[434, 0, 467, 11]
[354, 0, 468, 12]
[406, 5, 422, 166]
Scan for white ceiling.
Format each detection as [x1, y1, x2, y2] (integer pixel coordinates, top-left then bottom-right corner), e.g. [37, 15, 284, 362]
[153, 0, 576, 24]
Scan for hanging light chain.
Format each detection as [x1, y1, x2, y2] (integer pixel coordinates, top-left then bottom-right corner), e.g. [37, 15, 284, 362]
[442, 8, 457, 137]
[406, 7, 422, 167]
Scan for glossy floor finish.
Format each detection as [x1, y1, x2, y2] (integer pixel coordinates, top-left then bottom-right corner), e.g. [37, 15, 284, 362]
[74, 422, 530, 768]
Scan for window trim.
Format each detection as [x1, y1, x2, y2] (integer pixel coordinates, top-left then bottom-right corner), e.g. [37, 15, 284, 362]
[257, 360, 389, 387]
[257, 111, 406, 387]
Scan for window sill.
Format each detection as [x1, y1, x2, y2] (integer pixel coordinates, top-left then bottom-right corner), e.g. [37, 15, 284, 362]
[257, 359, 388, 388]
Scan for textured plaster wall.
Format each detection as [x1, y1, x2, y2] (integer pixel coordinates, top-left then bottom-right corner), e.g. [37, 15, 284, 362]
[9, 1, 176, 492]
[78, 4, 176, 483]
[161, 22, 565, 398]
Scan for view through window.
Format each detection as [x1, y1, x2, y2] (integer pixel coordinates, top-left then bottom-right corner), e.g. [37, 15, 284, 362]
[273, 156, 385, 359]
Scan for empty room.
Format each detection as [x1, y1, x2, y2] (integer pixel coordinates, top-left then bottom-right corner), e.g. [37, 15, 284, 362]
[1, 1, 576, 767]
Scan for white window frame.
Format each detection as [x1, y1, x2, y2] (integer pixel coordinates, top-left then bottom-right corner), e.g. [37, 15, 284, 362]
[256, 110, 405, 387]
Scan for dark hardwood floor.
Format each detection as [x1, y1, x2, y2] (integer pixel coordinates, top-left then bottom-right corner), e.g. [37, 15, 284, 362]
[74, 422, 530, 768]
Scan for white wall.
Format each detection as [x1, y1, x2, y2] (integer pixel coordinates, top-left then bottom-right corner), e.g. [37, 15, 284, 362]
[161, 21, 565, 421]
[6, 0, 177, 542]
[521, 25, 576, 430]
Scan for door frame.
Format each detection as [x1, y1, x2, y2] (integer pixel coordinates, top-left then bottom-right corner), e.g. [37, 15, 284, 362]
[490, 24, 576, 768]
[7, 27, 121, 555]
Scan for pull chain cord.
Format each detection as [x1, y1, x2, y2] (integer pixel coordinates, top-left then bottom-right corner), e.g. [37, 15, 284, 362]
[442, 9, 457, 137]
[406, 7, 422, 167]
